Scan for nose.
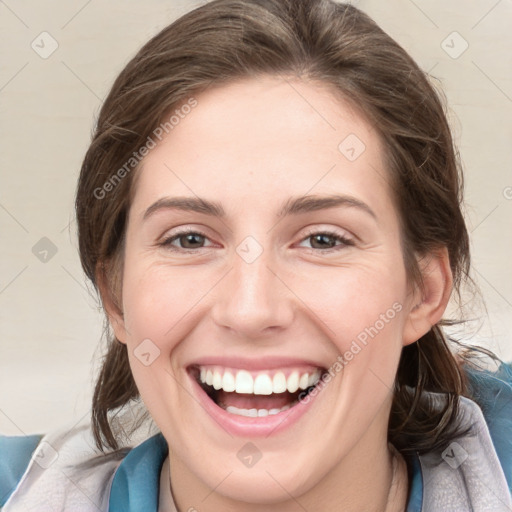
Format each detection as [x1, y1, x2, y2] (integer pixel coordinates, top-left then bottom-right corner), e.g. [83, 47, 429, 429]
[211, 242, 294, 338]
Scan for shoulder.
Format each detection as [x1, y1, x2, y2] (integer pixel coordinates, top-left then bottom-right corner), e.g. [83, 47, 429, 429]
[0, 423, 129, 511]
[463, 360, 512, 491]
[0, 433, 43, 507]
[463, 359, 512, 406]
[411, 360, 512, 511]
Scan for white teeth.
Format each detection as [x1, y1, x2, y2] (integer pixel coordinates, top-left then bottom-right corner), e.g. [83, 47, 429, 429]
[308, 371, 320, 387]
[199, 367, 323, 395]
[224, 404, 291, 417]
[253, 374, 273, 395]
[212, 370, 222, 390]
[235, 370, 253, 394]
[287, 371, 299, 393]
[272, 372, 287, 393]
[222, 371, 236, 392]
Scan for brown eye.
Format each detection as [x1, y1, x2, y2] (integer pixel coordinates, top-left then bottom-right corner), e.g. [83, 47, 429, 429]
[160, 230, 211, 252]
[309, 233, 338, 249]
[299, 230, 355, 252]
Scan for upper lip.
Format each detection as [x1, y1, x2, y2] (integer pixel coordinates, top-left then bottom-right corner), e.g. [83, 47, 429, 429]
[187, 356, 327, 372]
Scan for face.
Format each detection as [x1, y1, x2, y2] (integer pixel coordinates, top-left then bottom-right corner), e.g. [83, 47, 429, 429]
[108, 75, 429, 505]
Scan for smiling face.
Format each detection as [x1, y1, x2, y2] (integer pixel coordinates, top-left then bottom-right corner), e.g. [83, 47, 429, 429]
[104, 75, 448, 509]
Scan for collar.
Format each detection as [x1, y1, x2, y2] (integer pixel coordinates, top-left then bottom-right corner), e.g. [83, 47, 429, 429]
[406, 451, 423, 512]
[109, 432, 168, 511]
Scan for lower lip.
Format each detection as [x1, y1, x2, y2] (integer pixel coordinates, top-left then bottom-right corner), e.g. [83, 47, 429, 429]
[188, 371, 322, 437]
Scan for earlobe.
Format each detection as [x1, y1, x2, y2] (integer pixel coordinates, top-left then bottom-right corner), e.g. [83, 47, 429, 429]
[95, 261, 127, 344]
[402, 247, 453, 346]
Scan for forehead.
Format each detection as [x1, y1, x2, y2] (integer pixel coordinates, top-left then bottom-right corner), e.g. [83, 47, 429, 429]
[130, 75, 394, 220]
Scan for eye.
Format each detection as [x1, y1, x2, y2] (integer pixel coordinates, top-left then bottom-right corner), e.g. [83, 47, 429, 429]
[159, 228, 355, 253]
[298, 229, 355, 252]
[159, 228, 213, 252]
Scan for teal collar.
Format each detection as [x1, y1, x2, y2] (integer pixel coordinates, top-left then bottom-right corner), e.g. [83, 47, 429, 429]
[406, 451, 423, 512]
[109, 432, 168, 511]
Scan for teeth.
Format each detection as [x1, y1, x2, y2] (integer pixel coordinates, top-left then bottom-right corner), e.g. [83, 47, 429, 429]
[235, 370, 253, 394]
[222, 371, 235, 392]
[253, 374, 273, 395]
[212, 370, 222, 390]
[272, 372, 287, 393]
[198, 366, 322, 395]
[225, 404, 292, 417]
[299, 373, 309, 390]
[308, 372, 320, 387]
[287, 371, 299, 393]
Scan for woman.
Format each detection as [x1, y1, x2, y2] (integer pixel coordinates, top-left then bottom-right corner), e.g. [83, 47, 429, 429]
[1, 0, 511, 510]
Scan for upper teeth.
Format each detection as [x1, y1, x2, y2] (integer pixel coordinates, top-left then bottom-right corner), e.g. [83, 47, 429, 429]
[199, 367, 322, 395]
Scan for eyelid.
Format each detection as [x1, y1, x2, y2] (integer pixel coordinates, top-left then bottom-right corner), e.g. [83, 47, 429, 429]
[300, 225, 354, 241]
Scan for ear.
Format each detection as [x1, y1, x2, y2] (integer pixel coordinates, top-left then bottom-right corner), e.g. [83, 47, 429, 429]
[95, 261, 127, 345]
[402, 247, 453, 346]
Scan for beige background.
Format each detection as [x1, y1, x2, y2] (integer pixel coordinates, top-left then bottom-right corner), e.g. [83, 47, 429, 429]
[1, 0, 511, 436]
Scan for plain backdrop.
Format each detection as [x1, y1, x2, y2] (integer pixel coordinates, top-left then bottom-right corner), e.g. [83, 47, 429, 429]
[1, 0, 511, 436]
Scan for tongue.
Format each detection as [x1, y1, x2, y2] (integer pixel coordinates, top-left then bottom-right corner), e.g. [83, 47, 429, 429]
[217, 390, 298, 410]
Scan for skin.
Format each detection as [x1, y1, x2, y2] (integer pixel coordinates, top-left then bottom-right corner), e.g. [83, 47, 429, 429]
[101, 75, 453, 511]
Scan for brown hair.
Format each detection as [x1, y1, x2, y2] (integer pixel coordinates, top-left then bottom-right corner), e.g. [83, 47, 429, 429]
[75, 0, 498, 454]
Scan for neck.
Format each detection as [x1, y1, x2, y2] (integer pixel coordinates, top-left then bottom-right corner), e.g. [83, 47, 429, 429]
[384, 443, 409, 512]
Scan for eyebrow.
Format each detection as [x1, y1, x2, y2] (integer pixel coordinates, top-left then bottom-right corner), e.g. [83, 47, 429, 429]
[142, 194, 377, 221]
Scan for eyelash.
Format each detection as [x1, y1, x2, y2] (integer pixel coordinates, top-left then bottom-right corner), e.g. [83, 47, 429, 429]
[159, 227, 355, 254]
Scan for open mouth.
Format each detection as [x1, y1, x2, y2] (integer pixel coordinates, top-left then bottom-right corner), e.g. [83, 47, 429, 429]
[189, 365, 327, 417]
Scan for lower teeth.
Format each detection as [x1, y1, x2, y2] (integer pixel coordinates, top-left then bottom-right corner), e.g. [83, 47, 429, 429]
[223, 402, 295, 417]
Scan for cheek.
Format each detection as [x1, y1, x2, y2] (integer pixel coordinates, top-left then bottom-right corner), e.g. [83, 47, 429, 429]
[297, 263, 407, 349]
[119, 262, 201, 416]
[121, 261, 204, 341]
[298, 261, 408, 416]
